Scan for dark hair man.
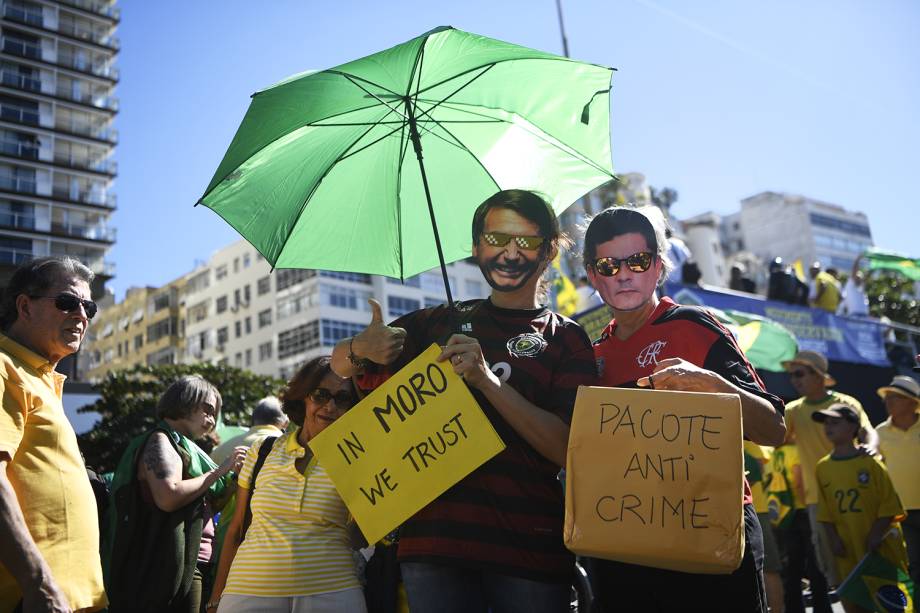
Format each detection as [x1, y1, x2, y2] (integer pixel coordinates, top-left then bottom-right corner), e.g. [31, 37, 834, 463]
[583, 206, 786, 612]
[0, 257, 107, 612]
[331, 189, 597, 613]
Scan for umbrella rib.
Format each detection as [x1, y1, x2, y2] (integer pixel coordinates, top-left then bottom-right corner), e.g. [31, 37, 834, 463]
[326, 69, 402, 99]
[337, 123, 406, 163]
[410, 64, 494, 126]
[429, 121, 502, 195]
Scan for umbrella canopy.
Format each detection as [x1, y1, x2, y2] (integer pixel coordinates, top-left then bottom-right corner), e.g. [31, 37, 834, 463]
[199, 26, 615, 284]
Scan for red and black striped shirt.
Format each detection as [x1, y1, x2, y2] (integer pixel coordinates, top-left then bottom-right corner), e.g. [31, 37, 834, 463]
[359, 299, 597, 582]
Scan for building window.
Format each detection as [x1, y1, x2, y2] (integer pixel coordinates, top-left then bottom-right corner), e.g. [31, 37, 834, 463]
[234, 352, 242, 367]
[234, 289, 241, 307]
[277, 286, 317, 320]
[320, 283, 371, 310]
[388, 296, 420, 318]
[258, 309, 272, 328]
[278, 320, 320, 358]
[235, 321, 242, 338]
[233, 257, 240, 273]
[188, 302, 208, 323]
[464, 280, 483, 298]
[257, 276, 271, 295]
[276, 269, 314, 291]
[147, 317, 177, 343]
[217, 326, 228, 346]
[216, 295, 228, 314]
[424, 296, 444, 308]
[320, 319, 366, 347]
[245, 349, 252, 367]
[152, 293, 170, 311]
[134, 334, 143, 350]
[259, 341, 272, 361]
[319, 270, 371, 284]
[243, 253, 251, 268]
[244, 284, 251, 303]
[244, 317, 252, 334]
[215, 264, 228, 280]
[387, 275, 421, 288]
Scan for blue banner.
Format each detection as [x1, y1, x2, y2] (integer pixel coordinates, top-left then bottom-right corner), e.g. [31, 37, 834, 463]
[663, 283, 889, 367]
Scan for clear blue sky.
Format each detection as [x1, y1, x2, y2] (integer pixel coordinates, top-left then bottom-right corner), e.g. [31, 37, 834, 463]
[108, 0, 919, 299]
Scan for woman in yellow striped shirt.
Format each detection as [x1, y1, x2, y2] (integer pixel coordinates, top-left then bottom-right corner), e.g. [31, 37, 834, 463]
[209, 356, 366, 613]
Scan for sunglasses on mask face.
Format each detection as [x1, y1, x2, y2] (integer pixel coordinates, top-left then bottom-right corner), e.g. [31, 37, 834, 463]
[309, 388, 355, 407]
[481, 232, 545, 251]
[29, 293, 98, 319]
[593, 252, 654, 277]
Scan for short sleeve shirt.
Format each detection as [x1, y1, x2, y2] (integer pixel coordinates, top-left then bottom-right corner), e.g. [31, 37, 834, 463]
[785, 392, 873, 505]
[876, 417, 920, 510]
[0, 334, 106, 612]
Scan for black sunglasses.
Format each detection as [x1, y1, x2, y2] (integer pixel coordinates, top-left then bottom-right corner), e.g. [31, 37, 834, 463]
[593, 252, 654, 277]
[789, 369, 815, 379]
[481, 232, 545, 251]
[309, 387, 355, 407]
[30, 293, 97, 319]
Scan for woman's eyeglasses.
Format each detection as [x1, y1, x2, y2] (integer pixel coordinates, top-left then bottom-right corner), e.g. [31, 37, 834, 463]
[481, 232, 545, 251]
[309, 388, 355, 407]
[29, 293, 98, 319]
[593, 252, 654, 277]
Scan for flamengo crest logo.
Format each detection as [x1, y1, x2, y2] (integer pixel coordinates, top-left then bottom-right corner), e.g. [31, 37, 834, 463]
[637, 340, 667, 368]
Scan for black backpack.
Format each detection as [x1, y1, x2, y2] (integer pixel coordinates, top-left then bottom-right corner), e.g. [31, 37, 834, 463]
[240, 436, 277, 540]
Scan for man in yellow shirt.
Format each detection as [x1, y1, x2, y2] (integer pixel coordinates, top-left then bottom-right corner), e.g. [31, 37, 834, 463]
[783, 350, 877, 584]
[0, 257, 107, 612]
[875, 375, 920, 588]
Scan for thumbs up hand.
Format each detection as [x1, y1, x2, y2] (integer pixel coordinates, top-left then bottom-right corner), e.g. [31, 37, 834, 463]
[351, 299, 408, 365]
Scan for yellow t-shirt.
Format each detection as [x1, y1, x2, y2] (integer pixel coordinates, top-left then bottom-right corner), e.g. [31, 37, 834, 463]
[813, 271, 841, 313]
[876, 416, 920, 510]
[768, 444, 805, 510]
[222, 431, 360, 597]
[0, 334, 107, 612]
[743, 441, 772, 514]
[786, 392, 873, 505]
[815, 453, 908, 579]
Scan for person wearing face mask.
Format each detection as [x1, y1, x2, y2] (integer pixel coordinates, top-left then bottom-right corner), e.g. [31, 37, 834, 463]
[104, 376, 246, 613]
[0, 257, 107, 613]
[583, 206, 787, 612]
[208, 357, 365, 613]
[331, 189, 597, 613]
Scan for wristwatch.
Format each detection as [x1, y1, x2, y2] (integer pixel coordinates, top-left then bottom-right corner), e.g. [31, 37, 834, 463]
[348, 336, 370, 368]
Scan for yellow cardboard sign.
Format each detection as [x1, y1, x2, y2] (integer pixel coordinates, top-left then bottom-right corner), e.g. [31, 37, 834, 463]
[564, 386, 745, 574]
[310, 344, 505, 544]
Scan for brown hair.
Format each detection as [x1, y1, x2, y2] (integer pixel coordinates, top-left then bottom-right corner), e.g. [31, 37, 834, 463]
[280, 356, 356, 426]
[156, 375, 222, 420]
[470, 189, 572, 256]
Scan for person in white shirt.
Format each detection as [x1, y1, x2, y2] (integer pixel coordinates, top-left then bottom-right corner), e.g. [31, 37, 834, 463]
[837, 256, 869, 317]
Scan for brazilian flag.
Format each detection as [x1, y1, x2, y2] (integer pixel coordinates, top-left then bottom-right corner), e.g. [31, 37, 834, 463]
[837, 549, 915, 612]
[765, 447, 795, 529]
[866, 248, 920, 281]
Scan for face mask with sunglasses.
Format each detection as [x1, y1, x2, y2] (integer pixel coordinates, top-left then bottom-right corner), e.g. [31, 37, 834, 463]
[593, 252, 654, 277]
[29, 293, 98, 319]
[309, 388, 355, 407]
[481, 232, 544, 251]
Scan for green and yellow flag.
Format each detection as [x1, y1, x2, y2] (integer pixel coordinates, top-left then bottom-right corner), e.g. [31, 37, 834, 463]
[866, 248, 920, 281]
[837, 547, 915, 612]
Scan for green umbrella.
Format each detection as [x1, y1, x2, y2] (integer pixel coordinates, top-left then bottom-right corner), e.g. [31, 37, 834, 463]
[198, 26, 615, 306]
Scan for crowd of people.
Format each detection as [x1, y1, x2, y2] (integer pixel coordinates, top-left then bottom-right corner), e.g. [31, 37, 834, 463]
[0, 190, 917, 612]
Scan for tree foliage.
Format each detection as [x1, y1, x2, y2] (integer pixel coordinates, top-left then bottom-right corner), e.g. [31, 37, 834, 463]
[865, 270, 920, 330]
[77, 363, 283, 472]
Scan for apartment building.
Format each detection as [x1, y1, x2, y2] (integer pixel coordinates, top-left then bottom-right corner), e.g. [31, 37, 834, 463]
[0, 0, 118, 296]
[182, 240, 488, 380]
[82, 277, 185, 381]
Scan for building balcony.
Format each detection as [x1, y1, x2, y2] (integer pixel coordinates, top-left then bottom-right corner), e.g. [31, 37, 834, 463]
[51, 186, 115, 208]
[0, 69, 41, 92]
[0, 174, 36, 193]
[2, 4, 43, 28]
[0, 104, 40, 126]
[50, 220, 115, 242]
[0, 247, 32, 265]
[55, 51, 118, 82]
[56, 20, 119, 51]
[0, 211, 35, 230]
[0, 35, 42, 60]
[53, 118, 117, 143]
[0, 139, 39, 160]
[54, 83, 118, 111]
[53, 152, 116, 175]
[56, 0, 120, 23]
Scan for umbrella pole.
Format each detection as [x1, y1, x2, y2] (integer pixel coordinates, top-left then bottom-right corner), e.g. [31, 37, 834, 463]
[406, 106, 455, 311]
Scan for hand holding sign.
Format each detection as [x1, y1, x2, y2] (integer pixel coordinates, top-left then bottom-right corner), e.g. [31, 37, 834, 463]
[438, 334, 498, 390]
[352, 299, 408, 365]
[637, 358, 730, 393]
